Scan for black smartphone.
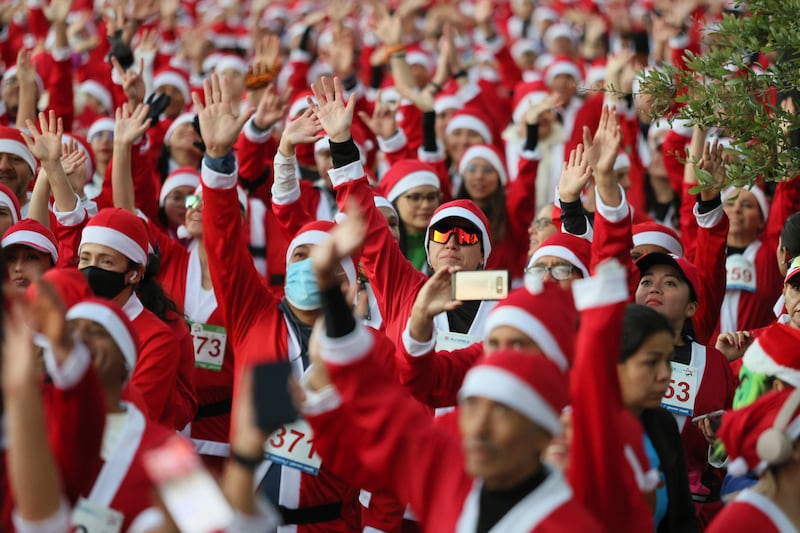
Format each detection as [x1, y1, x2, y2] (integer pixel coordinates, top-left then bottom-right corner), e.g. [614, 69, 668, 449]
[252, 361, 299, 431]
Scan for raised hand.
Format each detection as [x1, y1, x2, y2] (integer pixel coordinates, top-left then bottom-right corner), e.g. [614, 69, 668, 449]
[524, 93, 564, 125]
[310, 200, 367, 289]
[44, 0, 73, 24]
[357, 91, 399, 138]
[135, 27, 159, 55]
[308, 76, 355, 143]
[252, 83, 290, 130]
[15, 49, 37, 87]
[193, 73, 255, 158]
[112, 57, 146, 108]
[22, 111, 63, 163]
[715, 330, 753, 362]
[61, 141, 89, 192]
[1, 288, 36, 394]
[583, 105, 622, 176]
[408, 266, 463, 342]
[558, 144, 592, 203]
[114, 103, 151, 146]
[279, 108, 323, 155]
[697, 139, 728, 201]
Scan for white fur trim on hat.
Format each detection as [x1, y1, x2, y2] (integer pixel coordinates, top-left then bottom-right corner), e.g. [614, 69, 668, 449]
[80, 226, 147, 265]
[386, 170, 440, 202]
[3, 65, 43, 93]
[426, 205, 492, 261]
[406, 51, 433, 72]
[545, 61, 582, 87]
[632, 231, 683, 257]
[67, 302, 137, 371]
[0, 138, 36, 176]
[153, 71, 190, 103]
[373, 195, 397, 217]
[286, 229, 356, 285]
[510, 39, 539, 60]
[722, 186, 769, 221]
[289, 96, 317, 118]
[512, 91, 548, 124]
[445, 115, 492, 144]
[2, 229, 58, 263]
[164, 113, 195, 145]
[314, 135, 331, 153]
[88, 117, 116, 141]
[459, 146, 508, 185]
[79, 80, 112, 112]
[613, 152, 631, 171]
[543, 24, 577, 49]
[159, 172, 200, 206]
[531, 244, 589, 277]
[0, 190, 19, 223]
[483, 306, 568, 371]
[743, 339, 800, 390]
[215, 55, 248, 75]
[434, 95, 462, 115]
[458, 366, 562, 435]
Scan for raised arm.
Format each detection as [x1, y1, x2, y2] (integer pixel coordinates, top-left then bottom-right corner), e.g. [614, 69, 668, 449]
[22, 112, 76, 214]
[111, 104, 152, 213]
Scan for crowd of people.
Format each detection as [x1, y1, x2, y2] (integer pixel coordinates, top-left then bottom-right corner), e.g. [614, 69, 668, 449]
[1, 0, 800, 531]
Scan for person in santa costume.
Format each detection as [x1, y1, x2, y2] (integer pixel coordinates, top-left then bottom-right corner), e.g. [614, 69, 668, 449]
[1, 218, 58, 292]
[707, 388, 800, 533]
[298, 213, 603, 533]
[0, 125, 38, 217]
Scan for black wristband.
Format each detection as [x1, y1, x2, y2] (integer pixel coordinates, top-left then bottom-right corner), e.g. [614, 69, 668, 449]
[231, 450, 263, 470]
[428, 82, 442, 94]
[321, 285, 356, 339]
[560, 199, 590, 236]
[696, 193, 722, 214]
[453, 69, 468, 80]
[341, 73, 358, 92]
[330, 138, 360, 169]
[524, 123, 539, 152]
[422, 111, 438, 152]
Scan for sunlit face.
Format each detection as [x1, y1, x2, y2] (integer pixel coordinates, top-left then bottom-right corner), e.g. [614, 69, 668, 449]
[427, 222, 484, 272]
[485, 325, 540, 355]
[528, 205, 556, 257]
[723, 189, 764, 243]
[78, 242, 130, 273]
[618, 331, 674, 412]
[459, 396, 550, 489]
[378, 206, 400, 242]
[164, 185, 195, 229]
[0, 152, 34, 202]
[394, 185, 440, 234]
[635, 263, 697, 328]
[5, 244, 51, 291]
[445, 128, 486, 163]
[783, 281, 800, 330]
[463, 157, 501, 202]
[70, 318, 128, 386]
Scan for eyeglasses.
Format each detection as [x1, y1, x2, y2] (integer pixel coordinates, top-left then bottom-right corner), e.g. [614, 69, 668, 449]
[464, 164, 496, 174]
[430, 226, 480, 246]
[185, 194, 202, 209]
[525, 264, 575, 281]
[402, 192, 440, 205]
[531, 217, 554, 230]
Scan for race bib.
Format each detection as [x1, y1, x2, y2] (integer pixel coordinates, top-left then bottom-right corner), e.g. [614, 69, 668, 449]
[661, 362, 699, 416]
[72, 497, 124, 533]
[188, 321, 227, 371]
[265, 419, 322, 475]
[726, 254, 757, 292]
[435, 331, 481, 352]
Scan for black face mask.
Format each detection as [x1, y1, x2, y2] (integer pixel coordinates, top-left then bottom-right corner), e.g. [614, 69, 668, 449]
[81, 266, 128, 300]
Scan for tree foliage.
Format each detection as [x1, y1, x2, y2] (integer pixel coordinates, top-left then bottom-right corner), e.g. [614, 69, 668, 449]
[638, 0, 800, 188]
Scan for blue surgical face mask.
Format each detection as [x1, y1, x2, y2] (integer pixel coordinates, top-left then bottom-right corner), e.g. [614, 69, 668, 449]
[284, 258, 321, 311]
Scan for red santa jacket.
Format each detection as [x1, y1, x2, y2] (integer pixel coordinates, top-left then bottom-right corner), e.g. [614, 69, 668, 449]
[307, 325, 603, 532]
[706, 489, 794, 533]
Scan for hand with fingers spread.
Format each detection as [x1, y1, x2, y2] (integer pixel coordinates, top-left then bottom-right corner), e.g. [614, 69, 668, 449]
[310, 200, 367, 289]
[697, 139, 728, 201]
[584, 105, 622, 176]
[558, 144, 593, 203]
[252, 83, 289, 131]
[357, 92, 399, 139]
[22, 112, 64, 164]
[15, 49, 37, 87]
[409, 267, 463, 342]
[524, 93, 564, 125]
[44, 0, 74, 24]
[114, 103, 151, 146]
[111, 57, 146, 108]
[135, 27, 159, 55]
[309, 76, 356, 143]
[193, 74, 255, 158]
[279, 108, 323, 157]
[61, 144, 88, 192]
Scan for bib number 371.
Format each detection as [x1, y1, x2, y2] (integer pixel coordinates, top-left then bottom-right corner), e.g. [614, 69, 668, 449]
[265, 419, 322, 475]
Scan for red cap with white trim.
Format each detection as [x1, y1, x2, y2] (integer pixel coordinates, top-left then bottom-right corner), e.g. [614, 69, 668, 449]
[425, 200, 493, 263]
[2, 218, 58, 264]
[632, 221, 684, 257]
[80, 208, 149, 266]
[529, 232, 591, 278]
[378, 160, 441, 202]
[67, 297, 140, 372]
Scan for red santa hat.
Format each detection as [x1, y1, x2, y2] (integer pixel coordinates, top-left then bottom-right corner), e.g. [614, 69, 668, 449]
[405, 45, 434, 73]
[87, 117, 116, 142]
[458, 144, 509, 186]
[79, 80, 113, 113]
[378, 160, 440, 202]
[529, 232, 591, 278]
[635, 252, 700, 300]
[67, 297, 140, 372]
[434, 93, 462, 115]
[483, 282, 576, 371]
[164, 113, 196, 145]
[544, 57, 584, 87]
[510, 39, 540, 62]
[288, 90, 317, 118]
[722, 185, 770, 221]
[543, 23, 578, 50]
[286, 220, 356, 285]
[0, 183, 21, 226]
[459, 350, 568, 435]
[742, 323, 800, 389]
[62, 133, 95, 184]
[585, 59, 607, 87]
[160, 168, 201, 206]
[425, 200, 493, 262]
[718, 389, 800, 476]
[512, 80, 549, 124]
[2, 218, 58, 264]
[632, 222, 683, 257]
[153, 68, 191, 104]
[80, 208, 149, 266]
[214, 54, 249, 76]
[0, 126, 37, 176]
[373, 195, 397, 217]
[444, 110, 494, 144]
[613, 151, 631, 171]
[2, 65, 44, 94]
[27, 268, 92, 309]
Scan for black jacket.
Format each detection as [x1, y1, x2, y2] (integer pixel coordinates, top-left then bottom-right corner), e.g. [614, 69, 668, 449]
[641, 407, 700, 533]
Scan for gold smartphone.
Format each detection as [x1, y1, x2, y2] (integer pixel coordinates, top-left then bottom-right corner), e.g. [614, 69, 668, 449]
[451, 270, 509, 301]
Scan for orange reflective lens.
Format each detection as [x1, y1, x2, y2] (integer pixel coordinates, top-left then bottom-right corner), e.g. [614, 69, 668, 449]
[430, 227, 480, 246]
